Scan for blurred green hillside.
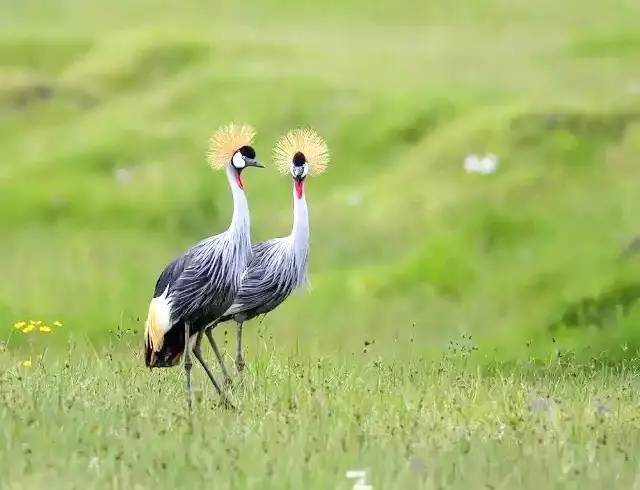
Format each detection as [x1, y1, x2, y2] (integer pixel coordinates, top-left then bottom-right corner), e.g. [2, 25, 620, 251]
[2, 0, 640, 359]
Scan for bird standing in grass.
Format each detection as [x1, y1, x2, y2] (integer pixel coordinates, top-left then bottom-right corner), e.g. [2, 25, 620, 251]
[204, 129, 329, 383]
[143, 123, 264, 409]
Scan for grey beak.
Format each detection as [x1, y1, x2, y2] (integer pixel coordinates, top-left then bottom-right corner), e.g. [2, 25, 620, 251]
[244, 157, 265, 168]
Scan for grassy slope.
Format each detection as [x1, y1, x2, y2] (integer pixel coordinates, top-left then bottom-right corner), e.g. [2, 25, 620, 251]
[2, 1, 640, 360]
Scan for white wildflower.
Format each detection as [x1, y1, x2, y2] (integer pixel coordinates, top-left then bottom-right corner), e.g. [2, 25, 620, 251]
[464, 153, 499, 174]
[346, 469, 372, 490]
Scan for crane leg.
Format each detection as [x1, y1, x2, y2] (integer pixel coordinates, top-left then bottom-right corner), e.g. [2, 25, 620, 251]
[193, 331, 235, 410]
[235, 321, 245, 377]
[205, 326, 231, 387]
[183, 321, 193, 411]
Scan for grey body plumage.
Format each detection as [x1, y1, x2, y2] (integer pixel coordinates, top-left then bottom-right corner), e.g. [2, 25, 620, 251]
[156, 225, 251, 332]
[223, 204, 309, 324]
[170, 204, 252, 327]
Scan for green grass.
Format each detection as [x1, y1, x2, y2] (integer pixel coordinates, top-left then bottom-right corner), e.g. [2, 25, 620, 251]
[2, 0, 640, 487]
[2, 338, 640, 489]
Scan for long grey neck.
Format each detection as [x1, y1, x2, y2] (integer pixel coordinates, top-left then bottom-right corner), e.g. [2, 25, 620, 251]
[290, 180, 309, 285]
[226, 163, 251, 251]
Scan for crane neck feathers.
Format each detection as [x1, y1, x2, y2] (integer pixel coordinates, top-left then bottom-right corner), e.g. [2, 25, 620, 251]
[291, 183, 309, 245]
[223, 162, 252, 270]
[289, 182, 309, 288]
[226, 163, 251, 240]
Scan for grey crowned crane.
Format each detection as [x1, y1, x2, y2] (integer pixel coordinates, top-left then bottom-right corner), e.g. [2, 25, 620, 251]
[204, 129, 329, 383]
[143, 123, 263, 409]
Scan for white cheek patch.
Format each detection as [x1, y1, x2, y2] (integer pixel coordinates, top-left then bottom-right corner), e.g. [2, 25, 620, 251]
[232, 152, 246, 168]
[290, 163, 310, 178]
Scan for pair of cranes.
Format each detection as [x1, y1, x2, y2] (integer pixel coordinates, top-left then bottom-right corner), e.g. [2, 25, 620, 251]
[143, 124, 329, 408]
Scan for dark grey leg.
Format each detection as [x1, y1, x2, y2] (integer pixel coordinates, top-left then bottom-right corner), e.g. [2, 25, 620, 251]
[183, 321, 193, 411]
[192, 331, 235, 410]
[205, 326, 231, 386]
[235, 321, 245, 376]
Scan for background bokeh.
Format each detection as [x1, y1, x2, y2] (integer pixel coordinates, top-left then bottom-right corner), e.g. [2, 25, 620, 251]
[2, 0, 640, 360]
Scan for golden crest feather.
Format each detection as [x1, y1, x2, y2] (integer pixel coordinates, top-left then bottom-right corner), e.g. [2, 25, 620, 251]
[273, 128, 330, 176]
[207, 123, 256, 170]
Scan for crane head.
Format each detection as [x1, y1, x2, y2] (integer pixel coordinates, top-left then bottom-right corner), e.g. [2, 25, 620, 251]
[231, 145, 264, 170]
[273, 128, 330, 178]
[208, 123, 261, 171]
[291, 151, 309, 181]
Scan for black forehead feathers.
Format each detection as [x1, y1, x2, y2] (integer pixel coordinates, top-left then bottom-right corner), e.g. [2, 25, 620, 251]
[238, 145, 256, 159]
[292, 151, 306, 167]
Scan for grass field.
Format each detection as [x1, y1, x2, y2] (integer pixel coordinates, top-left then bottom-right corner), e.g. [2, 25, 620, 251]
[2, 0, 640, 488]
[2, 342, 640, 489]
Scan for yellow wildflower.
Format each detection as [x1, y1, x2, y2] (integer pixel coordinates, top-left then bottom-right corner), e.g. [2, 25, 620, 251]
[22, 324, 35, 333]
[53, 321, 63, 327]
[22, 359, 32, 368]
[39, 325, 52, 333]
[14, 321, 26, 330]
[34, 320, 42, 326]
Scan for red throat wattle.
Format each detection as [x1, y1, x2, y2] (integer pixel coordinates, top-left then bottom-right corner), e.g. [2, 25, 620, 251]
[294, 180, 304, 199]
[235, 171, 244, 189]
